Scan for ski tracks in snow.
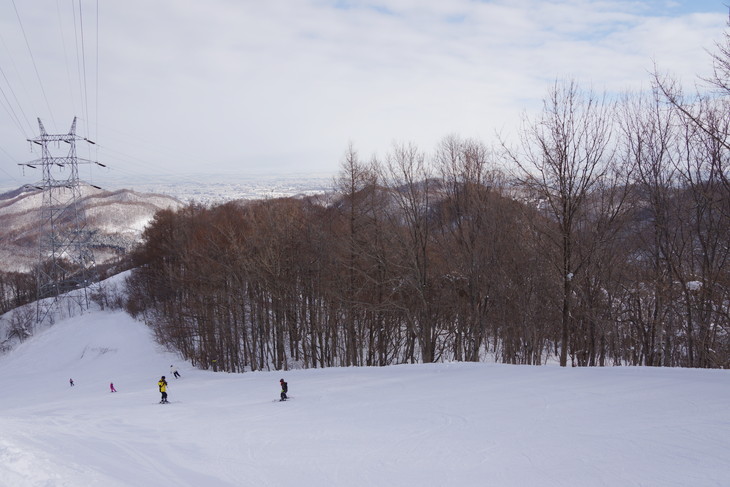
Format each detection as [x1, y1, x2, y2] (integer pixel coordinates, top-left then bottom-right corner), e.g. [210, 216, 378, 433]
[0, 426, 124, 487]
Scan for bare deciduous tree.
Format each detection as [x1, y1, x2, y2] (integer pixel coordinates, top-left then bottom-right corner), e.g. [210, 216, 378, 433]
[504, 80, 616, 366]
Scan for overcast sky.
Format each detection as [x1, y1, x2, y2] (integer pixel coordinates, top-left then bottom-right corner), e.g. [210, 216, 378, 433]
[0, 0, 727, 190]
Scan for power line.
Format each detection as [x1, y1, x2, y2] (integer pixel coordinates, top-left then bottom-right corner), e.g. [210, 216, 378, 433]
[56, 0, 79, 119]
[0, 145, 24, 190]
[0, 32, 35, 135]
[95, 0, 99, 155]
[10, 0, 57, 130]
[65, 0, 101, 181]
[77, 0, 90, 138]
[71, 0, 85, 133]
[0, 77, 29, 138]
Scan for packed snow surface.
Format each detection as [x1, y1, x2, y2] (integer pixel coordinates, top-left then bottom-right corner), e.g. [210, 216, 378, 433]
[0, 310, 728, 486]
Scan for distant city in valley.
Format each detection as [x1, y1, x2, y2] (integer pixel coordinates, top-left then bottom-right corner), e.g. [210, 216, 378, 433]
[1, 172, 337, 205]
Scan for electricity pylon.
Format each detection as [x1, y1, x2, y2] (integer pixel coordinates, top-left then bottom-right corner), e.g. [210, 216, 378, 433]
[19, 117, 105, 323]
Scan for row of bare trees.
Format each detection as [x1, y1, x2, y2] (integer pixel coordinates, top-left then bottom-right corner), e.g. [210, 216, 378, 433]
[126, 140, 555, 371]
[507, 75, 730, 368]
[126, 23, 730, 370]
[0, 271, 35, 315]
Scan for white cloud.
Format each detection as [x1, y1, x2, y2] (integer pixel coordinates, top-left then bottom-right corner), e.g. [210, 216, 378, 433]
[0, 0, 726, 190]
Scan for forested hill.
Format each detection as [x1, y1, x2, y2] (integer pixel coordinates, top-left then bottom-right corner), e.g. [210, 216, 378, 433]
[127, 131, 730, 372]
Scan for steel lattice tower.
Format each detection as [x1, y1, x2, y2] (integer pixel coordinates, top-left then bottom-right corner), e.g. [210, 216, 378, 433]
[20, 117, 103, 323]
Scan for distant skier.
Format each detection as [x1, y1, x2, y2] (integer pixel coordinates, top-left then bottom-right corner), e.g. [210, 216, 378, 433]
[280, 378, 288, 401]
[170, 365, 181, 379]
[158, 376, 169, 403]
[110, 382, 117, 393]
[69, 378, 74, 387]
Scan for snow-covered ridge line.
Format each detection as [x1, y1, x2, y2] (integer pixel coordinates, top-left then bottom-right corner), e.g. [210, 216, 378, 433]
[0, 184, 183, 272]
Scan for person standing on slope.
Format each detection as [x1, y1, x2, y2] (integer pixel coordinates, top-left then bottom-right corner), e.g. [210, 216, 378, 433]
[158, 376, 169, 403]
[110, 382, 117, 392]
[170, 365, 181, 379]
[280, 378, 288, 401]
[69, 378, 74, 387]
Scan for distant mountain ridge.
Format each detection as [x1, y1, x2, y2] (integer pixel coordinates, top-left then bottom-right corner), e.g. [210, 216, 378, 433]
[0, 184, 182, 272]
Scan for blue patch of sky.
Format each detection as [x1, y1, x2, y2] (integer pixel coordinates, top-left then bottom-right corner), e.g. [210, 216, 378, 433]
[368, 4, 397, 16]
[332, 0, 352, 9]
[658, 0, 729, 15]
[542, 0, 726, 44]
[331, 0, 398, 16]
[468, 0, 725, 15]
[443, 12, 468, 24]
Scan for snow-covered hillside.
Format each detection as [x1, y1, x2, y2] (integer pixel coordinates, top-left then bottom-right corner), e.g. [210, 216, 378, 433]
[0, 185, 182, 272]
[0, 303, 728, 486]
[0, 176, 334, 273]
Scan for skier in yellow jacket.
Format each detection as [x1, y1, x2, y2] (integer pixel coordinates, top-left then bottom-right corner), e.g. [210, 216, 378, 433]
[158, 376, 168, 404]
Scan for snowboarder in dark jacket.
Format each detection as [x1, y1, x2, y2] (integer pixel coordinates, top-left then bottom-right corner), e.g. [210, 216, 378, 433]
[280, 379, 288, 401]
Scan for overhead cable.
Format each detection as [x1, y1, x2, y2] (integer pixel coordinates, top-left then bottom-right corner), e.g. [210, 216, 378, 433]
[77, 0, 90, 139]
[11, 0, 57, 130]
[0, 31, 34, 135]
[56, 0, 79, 118]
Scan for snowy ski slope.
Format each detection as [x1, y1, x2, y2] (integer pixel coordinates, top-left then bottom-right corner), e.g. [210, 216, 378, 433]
[0, 309, 728, 486]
